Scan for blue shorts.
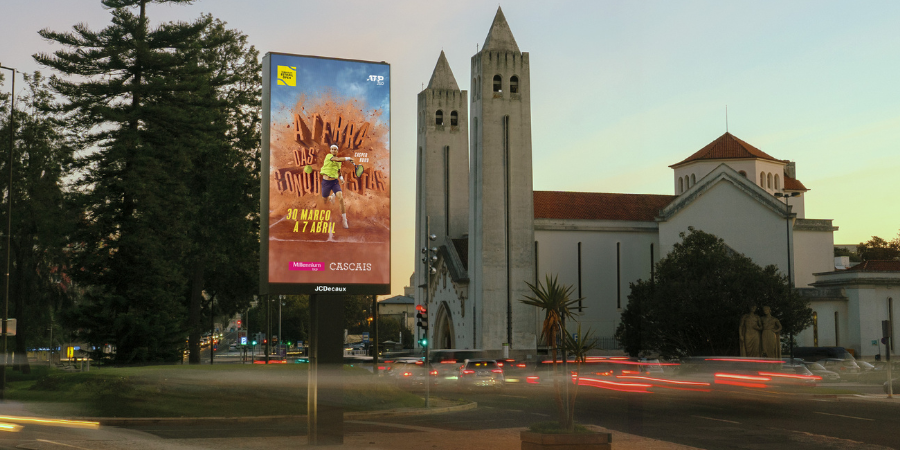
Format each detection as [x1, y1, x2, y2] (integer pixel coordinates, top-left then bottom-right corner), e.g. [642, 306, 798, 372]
[321, 178, 342, 198]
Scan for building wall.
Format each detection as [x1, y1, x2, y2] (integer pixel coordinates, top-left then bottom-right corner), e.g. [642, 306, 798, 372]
[469, 48, 537, 351]
[797, 300, 849, 350]
[793, 224, 836, 288]
[535, 220, 659, 341]
[659, 179, 789, 273]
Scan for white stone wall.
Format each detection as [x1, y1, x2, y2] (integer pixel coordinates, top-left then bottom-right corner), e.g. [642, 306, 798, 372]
[793, 225, 836, 288]
[659, 179, 789, 273]
[534, 220, 659, 342]
[796, 300, 849, 350]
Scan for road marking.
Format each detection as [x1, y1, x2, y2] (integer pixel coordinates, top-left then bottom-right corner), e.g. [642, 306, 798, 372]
[813, 412, 874, 421]
[692, 415, 740, 424]
[531, 412, 550, 417]
[345, 420, 445, 432]
[500, 395, 528, 398]
[35, 440, 93, 450]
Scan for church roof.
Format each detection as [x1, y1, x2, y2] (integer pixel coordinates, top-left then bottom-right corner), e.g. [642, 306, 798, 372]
[534, 191, 676, 221]
[670, 132, 784, 168]
[452, 238, 469, 271]
[427, 51, 459, 91]
[379, 295, 414, 304]
[840, 260, 900, 272]
[783, 174, 808, 191]
[482, 7, 520, 53]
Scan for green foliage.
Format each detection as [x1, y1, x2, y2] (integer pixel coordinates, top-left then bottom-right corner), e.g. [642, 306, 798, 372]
[616, 227, 813, 359]
[0, 71, 76, 372]
[856, 233, 900, 261]
[35, 1, 260, 364]
[521, 274, 582, 362]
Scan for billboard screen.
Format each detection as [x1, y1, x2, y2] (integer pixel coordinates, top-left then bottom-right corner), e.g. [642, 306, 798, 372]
[261, 53, 390, 295]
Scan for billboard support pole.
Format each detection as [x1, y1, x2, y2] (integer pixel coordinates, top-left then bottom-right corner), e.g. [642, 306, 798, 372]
[307, 294, 344, 445]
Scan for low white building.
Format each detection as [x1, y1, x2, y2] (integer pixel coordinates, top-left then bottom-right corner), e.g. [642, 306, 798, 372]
[801, 261, 900, 358]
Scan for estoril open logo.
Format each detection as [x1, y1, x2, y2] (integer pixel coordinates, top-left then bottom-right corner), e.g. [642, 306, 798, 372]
[277, 66, 297, 86]
[367, 75, 384, 86]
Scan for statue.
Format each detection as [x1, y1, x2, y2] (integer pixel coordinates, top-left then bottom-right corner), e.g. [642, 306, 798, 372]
[739, 306, 762, 357]
[761, 306, 782, 358]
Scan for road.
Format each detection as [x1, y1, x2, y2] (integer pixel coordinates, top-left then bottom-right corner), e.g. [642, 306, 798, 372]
[0, 380, 897, 449]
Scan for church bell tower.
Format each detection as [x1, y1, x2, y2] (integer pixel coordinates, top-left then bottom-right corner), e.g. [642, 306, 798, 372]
[469, 7, 536, 351]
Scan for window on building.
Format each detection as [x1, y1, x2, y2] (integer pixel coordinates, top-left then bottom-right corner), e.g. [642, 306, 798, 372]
[739, 170, 747, 177]
[472, 78, 477, 100]
[775, 174, 780, 190]
[493, 74, 502, 92]
[616, 242, 622, 309]
[768, 173, 773, 189]
[510, 75, 518, 93]
[577, 242, 583, 312]
[450, 111, 458, 127]
[679, 177, 684, 193]
[435, 110, 443, 126]
[691, 174, 696, 186]
[760, 172, 765, 187]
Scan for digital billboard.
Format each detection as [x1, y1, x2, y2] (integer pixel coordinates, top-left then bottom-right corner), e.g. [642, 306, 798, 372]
[261, 53, 390, 295]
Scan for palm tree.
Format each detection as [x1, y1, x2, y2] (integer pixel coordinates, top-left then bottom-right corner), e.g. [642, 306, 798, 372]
[521, 274, 583, 430]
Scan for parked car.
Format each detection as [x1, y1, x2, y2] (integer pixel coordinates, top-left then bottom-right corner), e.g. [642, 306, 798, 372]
[817, 358, 861, 382]
[803, 362, 841, 382]
[458, 359, 504, 390]
[793, 346, 855, 361]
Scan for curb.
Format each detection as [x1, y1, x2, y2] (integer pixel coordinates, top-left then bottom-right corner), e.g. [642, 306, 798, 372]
[92, 400, 477, 427]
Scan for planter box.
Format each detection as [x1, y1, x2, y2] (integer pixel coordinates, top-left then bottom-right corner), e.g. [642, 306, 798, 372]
[520, 430, 612, 450]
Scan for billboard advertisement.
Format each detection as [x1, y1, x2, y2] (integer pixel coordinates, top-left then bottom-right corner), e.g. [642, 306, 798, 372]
[261, 53, 390, 295]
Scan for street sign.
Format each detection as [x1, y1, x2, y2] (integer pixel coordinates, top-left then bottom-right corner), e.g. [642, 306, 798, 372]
[362, 332, 370, 343]
[241, 336, 248, 345]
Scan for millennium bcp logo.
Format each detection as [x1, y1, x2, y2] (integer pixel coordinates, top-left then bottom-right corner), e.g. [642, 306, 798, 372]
[278, 66, 297, 86]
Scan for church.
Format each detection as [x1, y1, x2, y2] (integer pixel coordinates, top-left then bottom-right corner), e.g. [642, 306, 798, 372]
[411, 8, 894, 360]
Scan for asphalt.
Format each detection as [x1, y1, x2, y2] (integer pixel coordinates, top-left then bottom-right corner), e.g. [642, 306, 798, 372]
[2, 394, 898, 450]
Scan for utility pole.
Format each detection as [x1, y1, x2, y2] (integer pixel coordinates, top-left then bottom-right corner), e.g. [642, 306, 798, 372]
[0, 64, 18, 401]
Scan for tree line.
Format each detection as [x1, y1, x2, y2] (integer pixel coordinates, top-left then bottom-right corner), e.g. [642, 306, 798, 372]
[0, 0, 261, 368]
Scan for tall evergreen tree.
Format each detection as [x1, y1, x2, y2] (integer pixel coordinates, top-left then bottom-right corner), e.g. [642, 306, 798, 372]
[35, 0, 211, 363]
[0, 72, 75, 373]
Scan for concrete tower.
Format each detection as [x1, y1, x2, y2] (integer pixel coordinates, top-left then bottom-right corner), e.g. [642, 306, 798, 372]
[415, 52, 469, 316]
[469, 8, 537, 351]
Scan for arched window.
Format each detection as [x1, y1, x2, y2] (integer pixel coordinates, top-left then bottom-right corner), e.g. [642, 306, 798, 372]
[760, 172, 766, 187]
[767, 173, 773, 189]
[450, 111, 458, 127]
[435, 110, 443, 126]
[510, 75, 519, 94]
[691, 174, 696, 186]
[774, 174, 780, 190]
[493, 74, 502, 92]
[739, 170, 747, 178]
[472, 78, 477, 100]
[679, 177, 684, 193]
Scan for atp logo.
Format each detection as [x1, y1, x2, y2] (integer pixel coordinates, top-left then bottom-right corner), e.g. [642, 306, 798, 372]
[367, 75, 385, 86]
[277, 66, 297, 86]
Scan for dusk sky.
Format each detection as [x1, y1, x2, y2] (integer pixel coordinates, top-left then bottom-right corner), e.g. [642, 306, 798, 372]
[2, 1, 898, 297]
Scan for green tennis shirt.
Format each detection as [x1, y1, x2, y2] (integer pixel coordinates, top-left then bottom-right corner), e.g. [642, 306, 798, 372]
[321, 153, 341, 179]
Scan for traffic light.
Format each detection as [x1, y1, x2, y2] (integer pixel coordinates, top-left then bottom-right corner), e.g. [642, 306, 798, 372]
[416, 304, 428, 330]
[237, 320, 241, 328]
[418, 337, 428, 348]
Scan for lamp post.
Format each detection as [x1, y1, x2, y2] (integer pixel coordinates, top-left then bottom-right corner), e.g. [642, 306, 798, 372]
[0, 64, 17, 402]
[775, 191, 801, 360]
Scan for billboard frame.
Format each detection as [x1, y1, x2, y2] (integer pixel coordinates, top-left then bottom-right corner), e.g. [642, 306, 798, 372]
[261, 52, 391, 296]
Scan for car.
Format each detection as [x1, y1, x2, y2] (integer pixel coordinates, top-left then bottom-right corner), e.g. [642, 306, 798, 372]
[458, 359, 504, 390]
[817, 358, 861, 382]
[884, 378, 900, 394]
[803, 361, 841, 382]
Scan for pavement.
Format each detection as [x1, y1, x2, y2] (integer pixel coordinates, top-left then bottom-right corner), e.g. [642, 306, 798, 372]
[2, 394, 899, 450]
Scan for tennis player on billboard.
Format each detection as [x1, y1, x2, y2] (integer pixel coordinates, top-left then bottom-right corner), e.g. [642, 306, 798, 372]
[264, 53, 390, 293]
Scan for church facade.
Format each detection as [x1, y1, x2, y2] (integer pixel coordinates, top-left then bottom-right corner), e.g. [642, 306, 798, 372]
[412, 8, 885, 359]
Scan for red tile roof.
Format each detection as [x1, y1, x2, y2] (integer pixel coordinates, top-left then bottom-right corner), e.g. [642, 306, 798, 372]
[671, 132, 783, 167]
[842, 260, 900, 272]
[783, 174, 808, 191]
[534, 191, 676, 221]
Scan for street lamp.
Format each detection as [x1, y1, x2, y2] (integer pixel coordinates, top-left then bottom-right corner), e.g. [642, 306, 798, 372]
[0, 64, 17, 401]
[774, 191, 801, 359]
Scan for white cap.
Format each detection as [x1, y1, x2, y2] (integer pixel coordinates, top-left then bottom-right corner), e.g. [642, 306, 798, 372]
[330, 144, 338, 150]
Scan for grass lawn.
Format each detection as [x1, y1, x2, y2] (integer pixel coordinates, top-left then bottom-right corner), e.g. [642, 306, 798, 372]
[5, 364, 424, 418]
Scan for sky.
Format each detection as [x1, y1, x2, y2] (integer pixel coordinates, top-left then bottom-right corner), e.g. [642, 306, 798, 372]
[2, 0, 899, 297]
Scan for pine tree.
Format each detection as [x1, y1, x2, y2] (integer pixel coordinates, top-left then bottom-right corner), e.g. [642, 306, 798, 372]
[35, 0, 211, 363]
[0, 72, 75, 373]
